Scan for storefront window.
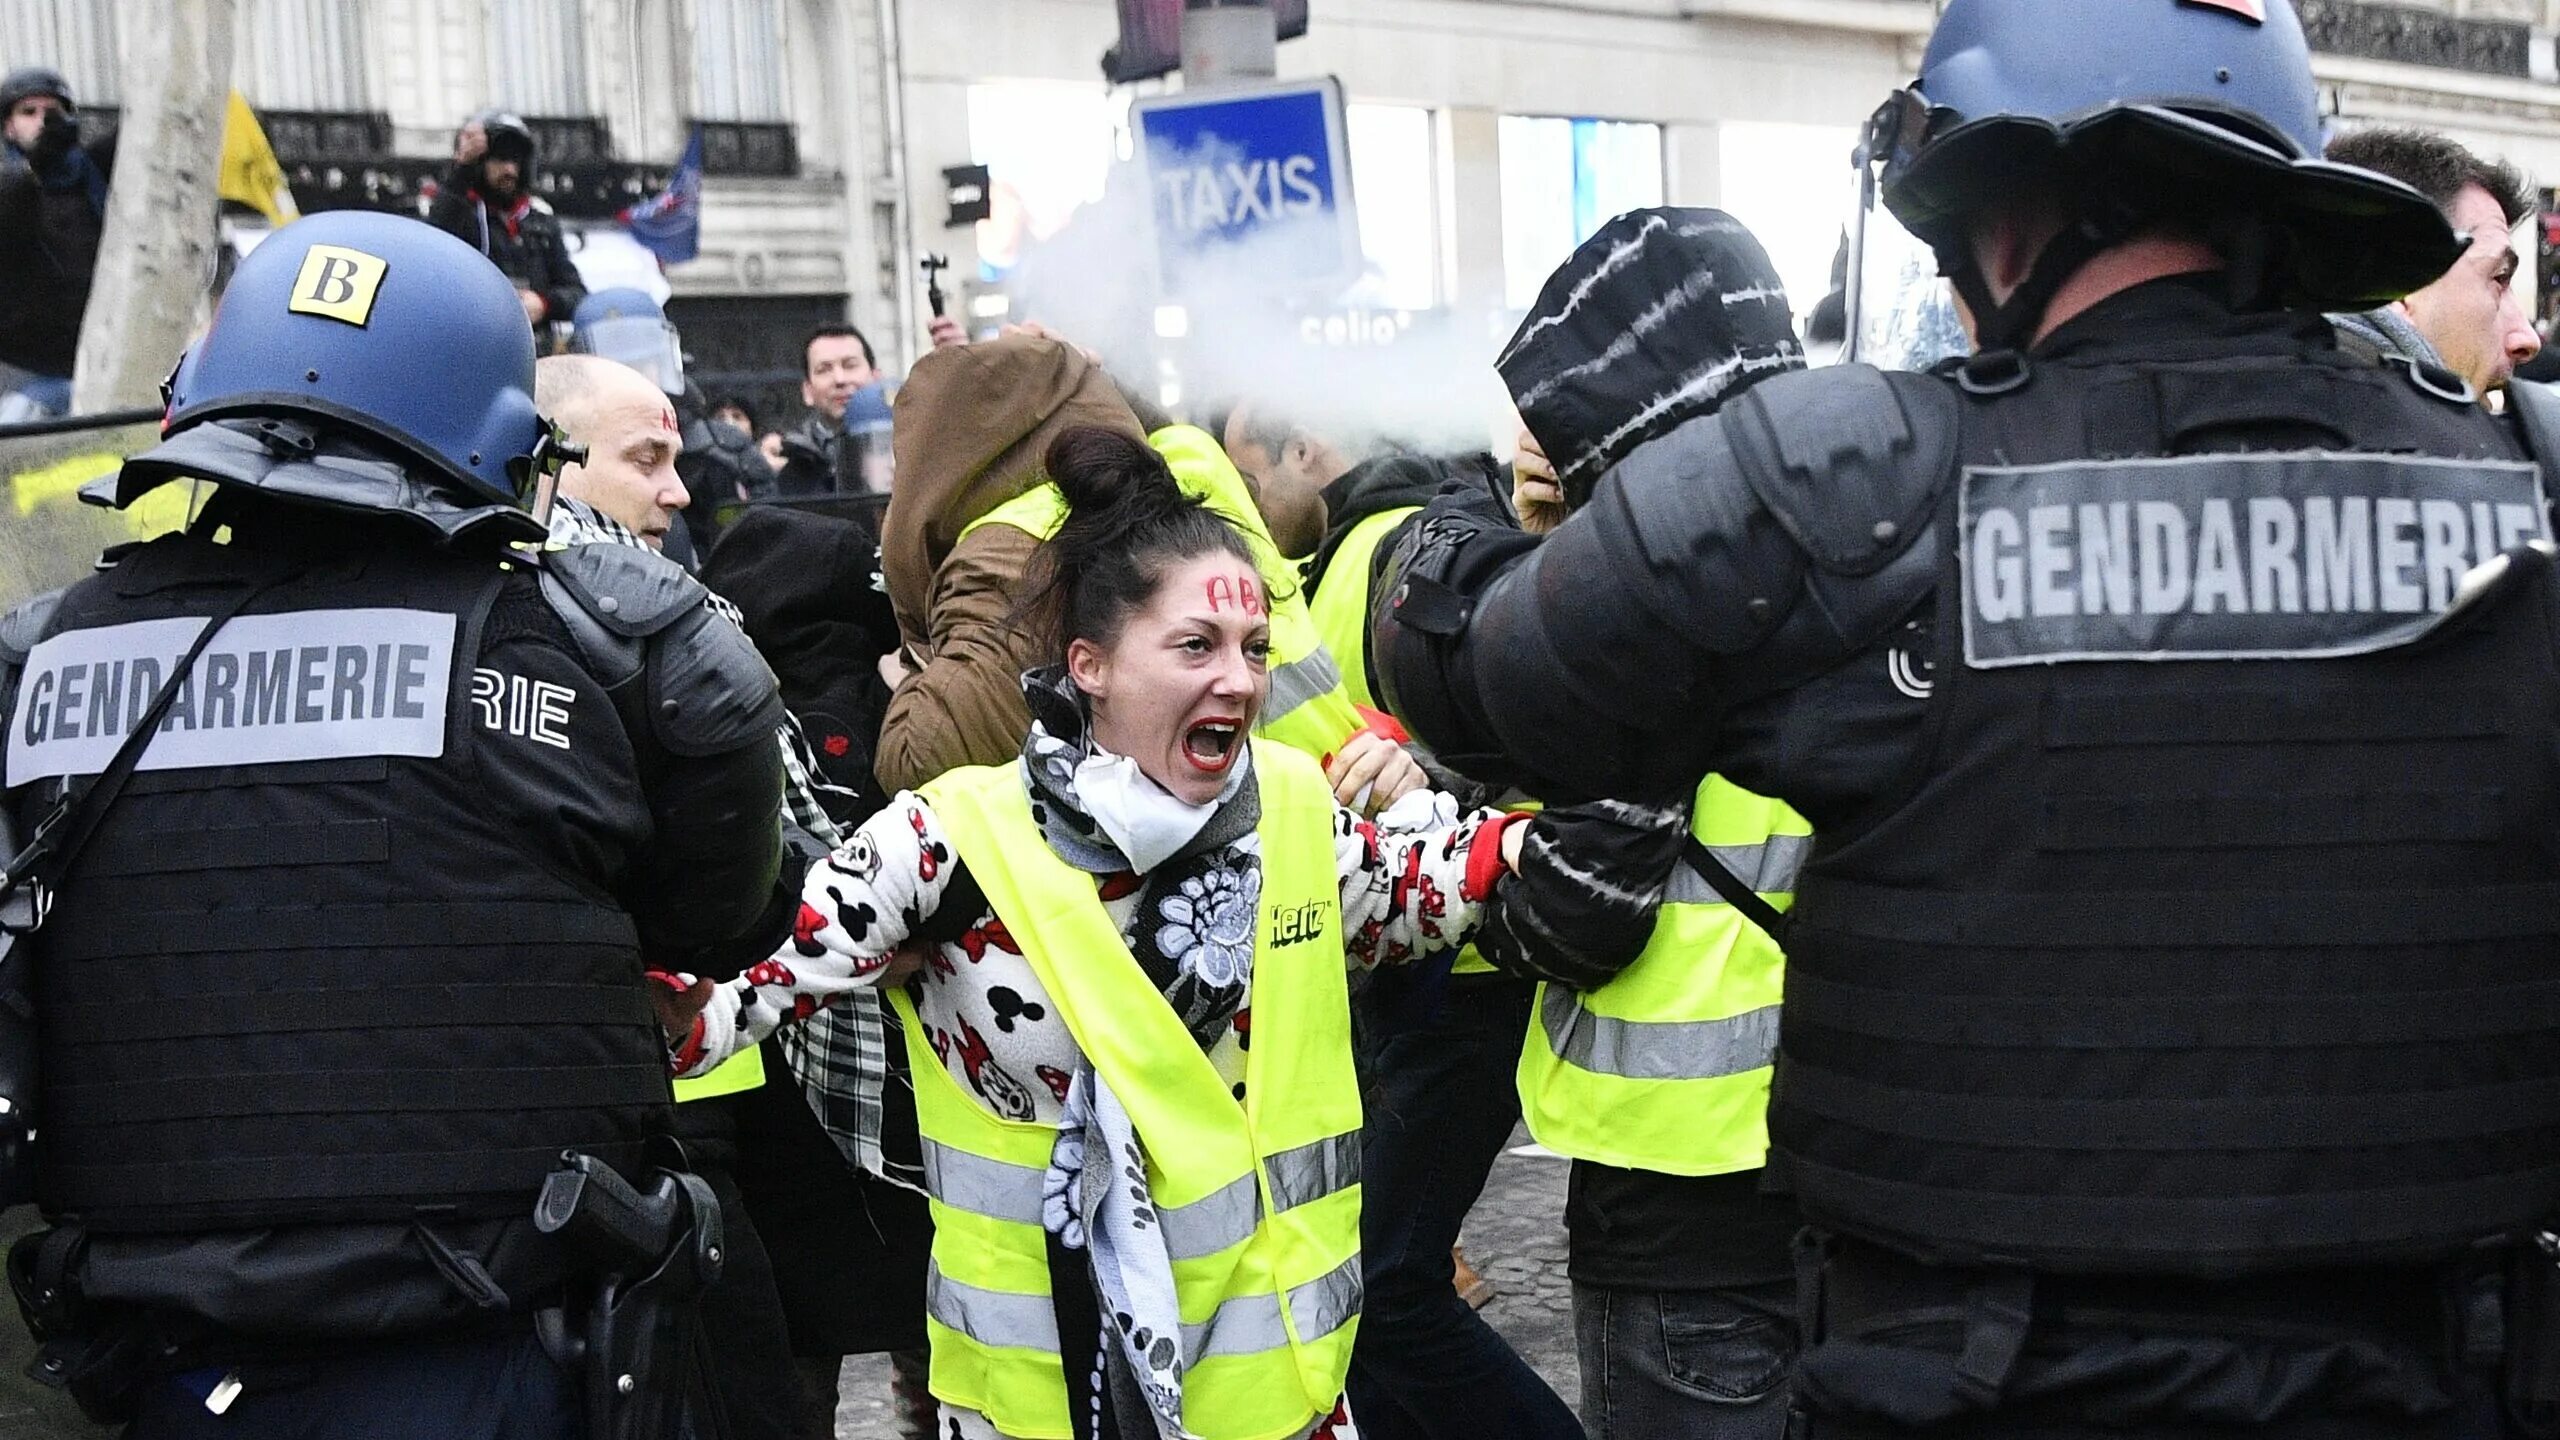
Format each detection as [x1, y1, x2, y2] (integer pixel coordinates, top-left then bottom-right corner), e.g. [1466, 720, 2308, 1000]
[1499, 115, 1663, 309]
[1718, 121, 1861, 329]
[1346, 103, 1437, 311]
[968, 81, 1126, 279]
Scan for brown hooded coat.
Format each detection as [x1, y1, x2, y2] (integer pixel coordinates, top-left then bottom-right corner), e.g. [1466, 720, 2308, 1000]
[873, 334, 1146, 793]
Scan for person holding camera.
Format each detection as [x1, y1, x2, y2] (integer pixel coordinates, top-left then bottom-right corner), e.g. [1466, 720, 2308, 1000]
[424, 109, 586, 336]
[0, 66, 114, 419]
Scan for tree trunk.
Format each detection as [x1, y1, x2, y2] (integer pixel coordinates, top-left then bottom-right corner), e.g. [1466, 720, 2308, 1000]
[70, 0, 239, 415]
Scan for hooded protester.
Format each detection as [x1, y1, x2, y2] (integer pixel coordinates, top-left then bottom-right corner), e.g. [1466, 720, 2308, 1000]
[0, 66, 115, 407]
[1474, 207, 1816, 1440]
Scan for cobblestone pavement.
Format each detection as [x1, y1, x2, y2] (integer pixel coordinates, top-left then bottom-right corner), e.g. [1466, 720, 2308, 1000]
[835, 1127, 1579, 1438]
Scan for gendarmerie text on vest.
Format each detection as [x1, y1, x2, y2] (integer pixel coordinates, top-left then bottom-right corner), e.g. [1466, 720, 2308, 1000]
[8, 609, 456, 781]
[1960, 452, 2552, 665]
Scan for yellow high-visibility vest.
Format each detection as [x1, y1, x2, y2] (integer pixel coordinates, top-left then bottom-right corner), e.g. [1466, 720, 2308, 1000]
[896, 740, 1364, 1440]
[1303, 502, 1511, 976]
[1517, 775, 1807, 1176]
[959, 425, 1367, 763]
[671, 1045, 764, 1102]
[1304, 505, 1415, 712]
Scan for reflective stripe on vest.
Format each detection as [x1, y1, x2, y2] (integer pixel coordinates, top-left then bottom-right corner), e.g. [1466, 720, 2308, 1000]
[920, 1129, 1359, 1262]
[1662, 833, 1814, 906]
[1517, 775, 1807, 1178]
[903, 740, 1363, 1440]
[1305, 506, 1417, 712]
[925, 1250, 1362, 1363]
[670, 1044, 765, 1102]
[1538, 987, 1781, 1083]
[1263, 645, 1344, 728]
[958, 428, 1366, 764]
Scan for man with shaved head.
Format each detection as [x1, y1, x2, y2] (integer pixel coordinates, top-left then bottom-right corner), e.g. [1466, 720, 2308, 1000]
[535, 352, 692, 550]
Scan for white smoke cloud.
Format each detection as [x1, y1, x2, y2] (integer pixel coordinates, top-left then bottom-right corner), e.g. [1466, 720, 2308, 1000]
[996, 153, 1512, 460]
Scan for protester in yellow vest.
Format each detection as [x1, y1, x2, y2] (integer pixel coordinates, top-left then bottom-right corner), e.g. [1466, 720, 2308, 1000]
[1294, 447, 1584, 1438]
[657, 426, 1571, 1440]
[876, 332, 1423, 813]
[1465, 205, 1815, 1440]
[961, 423, 1420, 806]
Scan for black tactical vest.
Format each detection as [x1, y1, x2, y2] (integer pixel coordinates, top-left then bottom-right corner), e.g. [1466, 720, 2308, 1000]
[16, 535, 671, 1234]
[1769, 349, 2560, 1275]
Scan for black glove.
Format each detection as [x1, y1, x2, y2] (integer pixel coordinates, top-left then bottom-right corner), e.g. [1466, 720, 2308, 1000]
[27, 108, 76, 170]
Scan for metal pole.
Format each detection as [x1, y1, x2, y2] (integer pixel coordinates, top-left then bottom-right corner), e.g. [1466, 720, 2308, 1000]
[0, 407, 161, 441]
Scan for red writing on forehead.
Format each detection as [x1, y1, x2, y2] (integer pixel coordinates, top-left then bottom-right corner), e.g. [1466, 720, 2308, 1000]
[1204, 574, 1263, 615]
[656, 404, 678, 436]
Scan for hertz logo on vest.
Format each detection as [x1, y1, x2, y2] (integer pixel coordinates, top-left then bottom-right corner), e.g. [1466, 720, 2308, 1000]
[1960, 452, 2551, 667]
[1270, 898, 1330, 948]
[7, 609, 455, 782]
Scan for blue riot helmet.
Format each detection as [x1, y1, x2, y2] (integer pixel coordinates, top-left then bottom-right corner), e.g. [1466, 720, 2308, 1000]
[1861, 0, 2459, 347]
[571, 288, 685, 396]
[840, 381, 895, 494]
[110, 212, 556, 542]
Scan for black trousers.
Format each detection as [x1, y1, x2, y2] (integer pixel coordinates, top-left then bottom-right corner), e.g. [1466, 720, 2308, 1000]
[123, 1334, 579, 1440]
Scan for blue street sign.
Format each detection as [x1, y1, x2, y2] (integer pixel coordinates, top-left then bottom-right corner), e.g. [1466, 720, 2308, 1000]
[1132, 77, 1361, 296]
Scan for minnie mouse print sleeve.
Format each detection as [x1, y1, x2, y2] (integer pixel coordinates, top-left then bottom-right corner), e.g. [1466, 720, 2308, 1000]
[1334, 792, 1536, 971]
[672, 790, 966, 1076]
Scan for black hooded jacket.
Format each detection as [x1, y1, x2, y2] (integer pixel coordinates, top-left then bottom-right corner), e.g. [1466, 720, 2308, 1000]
[0, 118, 115, 376]
[1304, 451, 1503, 598]
[703, 504, 901, 826]
[423, 164, 586, 324]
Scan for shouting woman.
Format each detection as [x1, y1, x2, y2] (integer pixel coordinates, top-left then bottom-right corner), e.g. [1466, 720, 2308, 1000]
[662, 426, 1561, 1440]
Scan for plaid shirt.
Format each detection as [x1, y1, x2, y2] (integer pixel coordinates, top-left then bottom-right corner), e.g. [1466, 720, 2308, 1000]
[542, 499, 916, 1190]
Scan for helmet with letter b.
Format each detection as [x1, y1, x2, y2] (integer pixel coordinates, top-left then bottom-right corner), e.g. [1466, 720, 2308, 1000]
[104, 210, 570, 544]
[1866, 0, 2461, 346]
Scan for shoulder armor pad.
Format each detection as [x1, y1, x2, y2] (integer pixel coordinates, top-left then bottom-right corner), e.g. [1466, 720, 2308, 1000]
[647, 603, 785, 757]
[1721, 364, 1956, 577]
[0, 590, 63, 669]
[2507, 375, 2560, 476]
[540, 542, 706, 638]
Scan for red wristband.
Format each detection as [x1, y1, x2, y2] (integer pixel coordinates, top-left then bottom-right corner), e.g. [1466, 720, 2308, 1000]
[1461, 812, 1534, 902]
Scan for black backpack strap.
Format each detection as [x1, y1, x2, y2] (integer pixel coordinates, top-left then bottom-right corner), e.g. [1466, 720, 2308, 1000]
[2, 575, 292, 933]
[1681, 835, 1789, 941]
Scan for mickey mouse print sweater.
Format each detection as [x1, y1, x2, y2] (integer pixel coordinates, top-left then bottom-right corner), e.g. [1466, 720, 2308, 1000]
[675, 778, 1525, 1124]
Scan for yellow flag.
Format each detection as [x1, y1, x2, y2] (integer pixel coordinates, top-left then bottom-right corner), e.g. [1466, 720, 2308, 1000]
[218, 91, 299, 226]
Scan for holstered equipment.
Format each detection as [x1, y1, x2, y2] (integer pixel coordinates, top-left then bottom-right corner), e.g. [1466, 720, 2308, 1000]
[533, 1149, 728, 1440]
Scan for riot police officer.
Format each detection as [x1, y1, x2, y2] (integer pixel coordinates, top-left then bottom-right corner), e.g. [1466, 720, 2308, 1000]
[0, 211, 784, 1438]
[1374, 2, 2560, 1435]
[569, 286, 770, 559]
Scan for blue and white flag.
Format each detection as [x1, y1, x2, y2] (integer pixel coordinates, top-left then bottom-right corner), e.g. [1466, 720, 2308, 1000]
[621, 127, 703, 265]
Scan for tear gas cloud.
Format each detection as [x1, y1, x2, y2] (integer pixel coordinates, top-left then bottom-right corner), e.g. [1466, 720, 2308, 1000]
[995, 153, 1514, 459]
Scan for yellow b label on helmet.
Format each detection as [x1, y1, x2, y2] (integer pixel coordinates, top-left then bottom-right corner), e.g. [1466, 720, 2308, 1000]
[288, 245, 389, 327]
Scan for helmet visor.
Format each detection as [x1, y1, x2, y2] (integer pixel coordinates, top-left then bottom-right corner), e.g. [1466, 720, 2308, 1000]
[575, 316, 685, 395]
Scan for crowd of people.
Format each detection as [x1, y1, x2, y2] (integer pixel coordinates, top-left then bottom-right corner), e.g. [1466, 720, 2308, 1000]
[13, 2, 2560, 1439]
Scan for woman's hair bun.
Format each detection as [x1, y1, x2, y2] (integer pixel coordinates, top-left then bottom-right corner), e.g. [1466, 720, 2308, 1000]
[1020, 425, 1256, 661]
[1044, 425, 1183, 518]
